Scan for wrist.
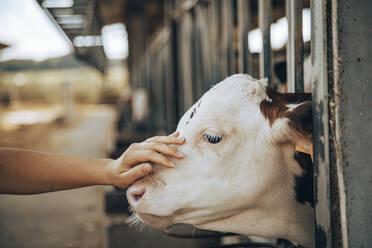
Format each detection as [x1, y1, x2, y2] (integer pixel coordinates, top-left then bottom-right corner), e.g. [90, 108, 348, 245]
[98, 158, 115, 185]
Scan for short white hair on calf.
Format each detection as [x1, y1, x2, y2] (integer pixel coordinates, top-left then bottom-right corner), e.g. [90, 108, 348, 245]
[208, 74, 271, 104]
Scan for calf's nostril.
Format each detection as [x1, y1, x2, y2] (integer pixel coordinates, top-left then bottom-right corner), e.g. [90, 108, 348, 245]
[129, 186, 146, 202]
[133, 192, 144, 200]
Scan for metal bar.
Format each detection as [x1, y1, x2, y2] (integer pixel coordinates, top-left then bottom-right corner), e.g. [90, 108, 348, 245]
[226, 0, 235, 75]
[221, 0, 229, 78]
[195, 4, 210, 91]
[190, 8, 204, 101]
[311, 0, 332, 246]
[171, 20, 182, 120]
[237, 0, 244, 73]
[213, 0, 222, 82]
[286, 0, 304, 93]
[180, 12, 194, 111]
[237, 0, 252, 74]
[259, 0, 272, 85]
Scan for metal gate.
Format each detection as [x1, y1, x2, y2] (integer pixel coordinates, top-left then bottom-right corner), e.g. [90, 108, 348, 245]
[126, 0, 372, 247]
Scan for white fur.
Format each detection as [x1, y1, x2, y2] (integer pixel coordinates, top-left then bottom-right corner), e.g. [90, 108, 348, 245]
[127, 74, 314, 247]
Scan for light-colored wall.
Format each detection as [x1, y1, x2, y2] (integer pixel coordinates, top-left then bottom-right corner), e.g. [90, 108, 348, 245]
[0, 65, 128, 105]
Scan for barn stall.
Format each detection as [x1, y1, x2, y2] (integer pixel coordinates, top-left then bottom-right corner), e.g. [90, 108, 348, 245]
[39, 0, 372, 247]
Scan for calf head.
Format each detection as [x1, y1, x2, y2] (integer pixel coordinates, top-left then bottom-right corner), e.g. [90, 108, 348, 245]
[127, 74, 314, 247]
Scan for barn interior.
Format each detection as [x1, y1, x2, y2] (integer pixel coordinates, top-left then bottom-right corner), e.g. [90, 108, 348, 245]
[37, 0, 311, 132]
[2, 1, 311, 247]
[1, 0, 371, 247]
[0, 0, 311, 247]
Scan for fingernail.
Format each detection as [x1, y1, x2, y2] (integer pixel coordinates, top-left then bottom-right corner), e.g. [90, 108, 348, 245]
[143, 164, 152, 172]
[177, 152, 184, 158]
[169, 161, 175, 168]
[177, 136, 185, 142]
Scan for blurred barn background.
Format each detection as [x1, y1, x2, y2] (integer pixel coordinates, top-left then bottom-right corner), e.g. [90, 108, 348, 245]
[1, 0, 371, 247]
[0, 1, 309, 247]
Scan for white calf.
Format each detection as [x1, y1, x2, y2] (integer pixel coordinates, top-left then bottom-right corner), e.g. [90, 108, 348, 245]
[127, 74, 314, 247]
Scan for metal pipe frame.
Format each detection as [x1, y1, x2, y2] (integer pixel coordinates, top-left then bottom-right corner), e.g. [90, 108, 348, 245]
[259, 0, 272, 85]
[237, 0, 252, 75]
[286, 0, 304, 93]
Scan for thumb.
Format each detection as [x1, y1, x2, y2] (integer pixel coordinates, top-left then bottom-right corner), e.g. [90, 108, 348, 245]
[120, 163, 152, 187]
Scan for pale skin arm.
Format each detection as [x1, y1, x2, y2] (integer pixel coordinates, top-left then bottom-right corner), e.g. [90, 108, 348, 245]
[0, 132, 185, 195]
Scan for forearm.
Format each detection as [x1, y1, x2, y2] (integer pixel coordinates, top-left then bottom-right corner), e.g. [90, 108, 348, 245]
[0, 133, 185, 194]
[0, 148, 112, 194]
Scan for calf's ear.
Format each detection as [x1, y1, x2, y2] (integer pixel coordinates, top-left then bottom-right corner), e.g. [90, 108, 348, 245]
[260, 90, 313, 148]
[283, 101, 312, 148]
[269, 101, 312, 152]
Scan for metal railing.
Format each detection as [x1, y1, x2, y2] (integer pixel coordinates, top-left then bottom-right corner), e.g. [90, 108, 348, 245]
[132, 0, 310, 247]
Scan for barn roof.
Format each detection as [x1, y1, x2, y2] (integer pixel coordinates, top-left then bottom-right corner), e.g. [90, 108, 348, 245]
[37, 0, 110, 71]
[37, 0, 310, 72]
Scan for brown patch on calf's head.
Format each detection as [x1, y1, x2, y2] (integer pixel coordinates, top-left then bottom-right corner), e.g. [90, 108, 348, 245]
[260, 87, 312, 143]
[260, 88, 311, 125]
[260, 91, 289, 125]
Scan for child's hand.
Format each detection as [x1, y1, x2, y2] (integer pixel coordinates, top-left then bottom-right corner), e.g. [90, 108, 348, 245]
[104, 131, 185, 188]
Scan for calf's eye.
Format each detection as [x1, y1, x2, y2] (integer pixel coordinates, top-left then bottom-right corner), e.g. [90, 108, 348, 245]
[203, 131, 223, 144]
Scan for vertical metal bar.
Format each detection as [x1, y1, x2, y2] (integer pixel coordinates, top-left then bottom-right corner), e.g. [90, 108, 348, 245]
[171, 20, 181, 120]
[190, 8, 202, 101]
[164, 41, 176, 133]
[180, 12, 194, 111]
[161, 51, 168, 133]
[217, 0, 223, 81]
[221, 0, 229, 78]
[237, 0, 252, 74]
[215, 0, 222, 82]
[208, 0, 218, 83]
[259, 0, 272, 85]
[311, 0, 332, 246]
[196, 4, 211, 91]
[227, 0, 235, 75]
[237, 0, 244, 73]
[286, 0, 304, 93]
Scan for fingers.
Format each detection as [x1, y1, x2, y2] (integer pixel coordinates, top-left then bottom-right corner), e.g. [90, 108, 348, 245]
[113, 132, 185, 188]
[119, 132, 185, 173]
[120, 163, 152, 187]
[145, 134, 185, 145]
[138, 142, 184, 159]
[124, 149, 175, 168]
[143, 150, 176, 168]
